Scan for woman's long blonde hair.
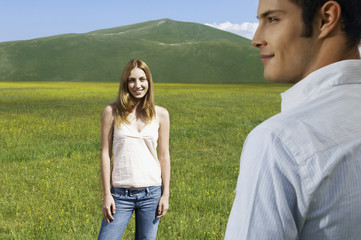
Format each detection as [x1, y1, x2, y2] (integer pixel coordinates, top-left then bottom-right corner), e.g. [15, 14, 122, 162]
[114, 59, 155, 128]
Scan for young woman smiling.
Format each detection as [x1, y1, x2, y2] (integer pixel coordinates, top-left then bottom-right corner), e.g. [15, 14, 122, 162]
[98, 59, 170, 240]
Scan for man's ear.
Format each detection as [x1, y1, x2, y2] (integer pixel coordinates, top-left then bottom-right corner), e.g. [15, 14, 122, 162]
[318, 1, 342, 39]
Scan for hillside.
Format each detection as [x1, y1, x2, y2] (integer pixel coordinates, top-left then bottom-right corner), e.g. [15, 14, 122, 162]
[0, 19, 265, 83]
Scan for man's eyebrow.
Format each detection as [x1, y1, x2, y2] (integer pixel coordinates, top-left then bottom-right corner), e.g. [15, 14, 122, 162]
[257, 9, 287, 19]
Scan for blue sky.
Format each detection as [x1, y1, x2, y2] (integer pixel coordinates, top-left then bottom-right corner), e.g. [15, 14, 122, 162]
[0, 0, 259, 43]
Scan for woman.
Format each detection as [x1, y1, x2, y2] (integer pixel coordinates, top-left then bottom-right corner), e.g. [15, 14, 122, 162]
[98, 59, 170, 240]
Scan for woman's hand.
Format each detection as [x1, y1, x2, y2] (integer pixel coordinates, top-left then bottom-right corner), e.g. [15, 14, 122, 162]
[157, 195, 169, 218]
[102, 194, 116, 223]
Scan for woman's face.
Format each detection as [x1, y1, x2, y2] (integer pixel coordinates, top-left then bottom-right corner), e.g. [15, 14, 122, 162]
[127, 67, 149, 99]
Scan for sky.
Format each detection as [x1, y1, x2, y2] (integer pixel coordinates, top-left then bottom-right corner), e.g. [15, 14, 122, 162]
[0, 0, 259, 43]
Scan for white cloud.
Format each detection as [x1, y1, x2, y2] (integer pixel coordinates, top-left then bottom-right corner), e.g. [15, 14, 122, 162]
[205, 21, 258, 40]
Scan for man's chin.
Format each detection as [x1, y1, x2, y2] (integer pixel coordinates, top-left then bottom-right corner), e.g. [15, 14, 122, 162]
[264, 73, 295, 84]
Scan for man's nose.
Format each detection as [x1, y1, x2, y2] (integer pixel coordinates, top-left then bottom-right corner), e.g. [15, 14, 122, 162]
[251, 27, 266, 48]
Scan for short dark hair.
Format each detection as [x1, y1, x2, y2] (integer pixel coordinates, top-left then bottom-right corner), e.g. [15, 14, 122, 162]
[288, 0, 361, 46]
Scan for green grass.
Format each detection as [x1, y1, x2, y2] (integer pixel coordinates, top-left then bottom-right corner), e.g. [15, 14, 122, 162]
[0, 19, 264, 83]
[0, 82, 291, 239]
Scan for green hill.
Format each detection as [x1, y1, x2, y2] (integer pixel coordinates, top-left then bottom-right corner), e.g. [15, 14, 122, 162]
[0, 19, 265, 83]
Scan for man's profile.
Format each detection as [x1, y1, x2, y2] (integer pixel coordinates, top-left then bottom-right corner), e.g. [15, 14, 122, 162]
[225, 0, 361, 239]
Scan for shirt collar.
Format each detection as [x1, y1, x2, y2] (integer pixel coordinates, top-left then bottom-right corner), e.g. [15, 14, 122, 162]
[281, 60, 361, 112]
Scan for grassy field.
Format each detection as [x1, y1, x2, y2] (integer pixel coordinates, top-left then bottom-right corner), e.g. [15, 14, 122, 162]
[0, 82, 290, 239]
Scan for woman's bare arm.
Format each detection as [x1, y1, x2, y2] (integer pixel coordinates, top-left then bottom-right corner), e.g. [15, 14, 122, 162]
[156, 106, 171, 218]
[100, 105, 115, 223]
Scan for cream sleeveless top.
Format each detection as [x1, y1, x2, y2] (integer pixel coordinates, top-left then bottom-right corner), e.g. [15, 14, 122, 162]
[111, 116, 162, 188]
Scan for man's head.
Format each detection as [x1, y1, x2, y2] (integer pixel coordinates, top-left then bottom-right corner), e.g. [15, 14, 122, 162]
[252, 0, 361, 83]
[288, 0, 361, 47]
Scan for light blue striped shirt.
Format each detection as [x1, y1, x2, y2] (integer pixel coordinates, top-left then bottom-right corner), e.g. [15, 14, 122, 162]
[225, 60, 361, 240]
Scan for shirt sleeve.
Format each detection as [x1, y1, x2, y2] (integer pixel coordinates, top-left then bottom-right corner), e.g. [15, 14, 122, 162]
[225, 127, 302, 240]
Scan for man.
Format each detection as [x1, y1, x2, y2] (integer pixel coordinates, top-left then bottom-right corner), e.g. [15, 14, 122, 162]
[225, 0, 361, 239]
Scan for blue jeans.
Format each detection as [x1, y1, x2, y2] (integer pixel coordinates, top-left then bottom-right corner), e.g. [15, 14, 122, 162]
[98, 186, 162, 240]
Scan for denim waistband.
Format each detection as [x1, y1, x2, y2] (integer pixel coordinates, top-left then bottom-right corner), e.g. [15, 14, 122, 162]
[111, 186, 161, 197]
